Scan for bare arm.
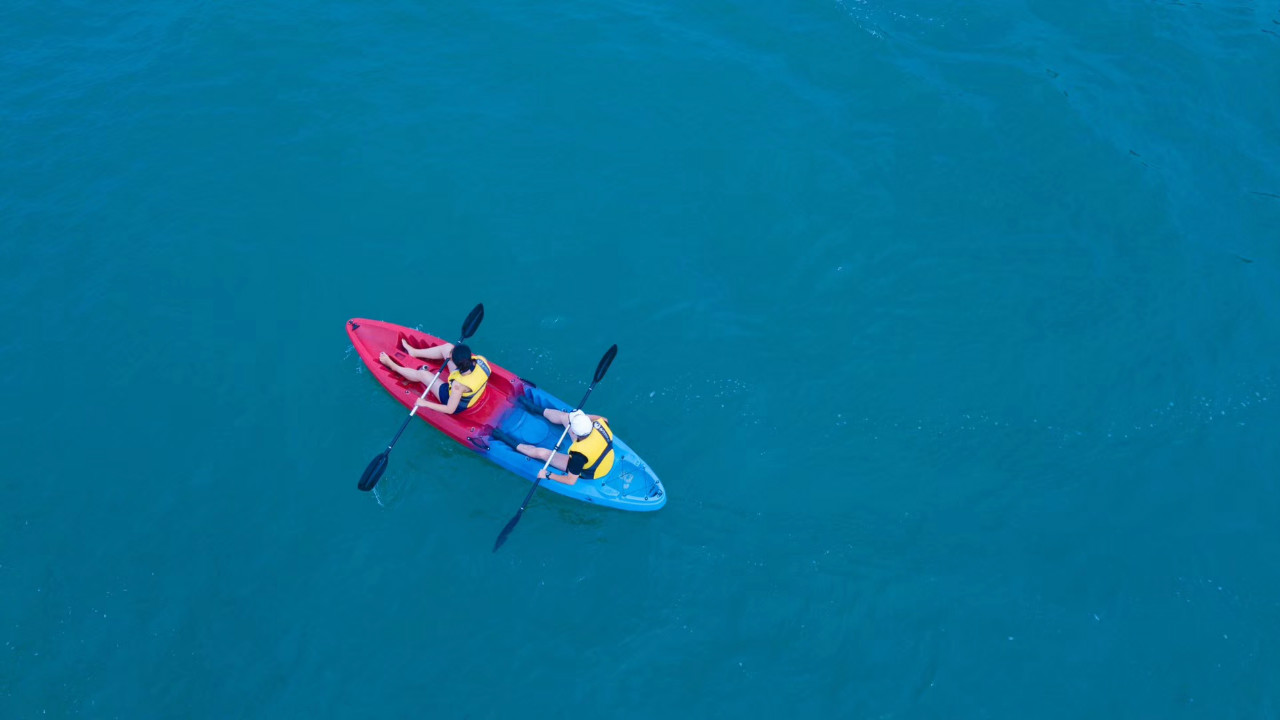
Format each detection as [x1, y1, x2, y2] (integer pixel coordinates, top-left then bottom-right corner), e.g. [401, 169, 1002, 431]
[414, 396, 447, 413]
[538, 468, 581, 486]
[442, 381, 464, 413]
[539, 451, 585, 486]
[415, 379, 464, 414]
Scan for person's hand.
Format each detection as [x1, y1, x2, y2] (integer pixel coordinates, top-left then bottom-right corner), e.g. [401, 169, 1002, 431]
[537, 469, 548, 480]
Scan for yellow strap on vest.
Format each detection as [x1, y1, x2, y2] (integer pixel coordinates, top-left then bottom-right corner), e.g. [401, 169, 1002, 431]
[569, 419, 615, 479]
[448, 355, 491, 407]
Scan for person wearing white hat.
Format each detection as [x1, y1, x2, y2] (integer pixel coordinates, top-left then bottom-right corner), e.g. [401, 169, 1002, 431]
[494, 408, 615, 486]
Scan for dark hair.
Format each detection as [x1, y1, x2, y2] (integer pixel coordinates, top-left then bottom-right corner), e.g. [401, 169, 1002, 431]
[451, 344, 475, 371]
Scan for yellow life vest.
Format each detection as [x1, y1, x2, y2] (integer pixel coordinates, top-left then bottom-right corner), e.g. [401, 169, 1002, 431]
[569, 418, 615, 479]
[447, 355, 491, 411]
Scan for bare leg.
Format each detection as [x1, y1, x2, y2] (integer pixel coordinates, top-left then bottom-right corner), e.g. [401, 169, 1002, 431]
[379, 352, 441, 394]
[541, 408, 570, 427]
[402, 339, 453, 363]
[513, 443, 569, 471]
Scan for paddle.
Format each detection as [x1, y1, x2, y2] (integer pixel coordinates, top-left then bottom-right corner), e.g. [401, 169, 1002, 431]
[357, 303, 485, 492]
[493, 344, 617, 552]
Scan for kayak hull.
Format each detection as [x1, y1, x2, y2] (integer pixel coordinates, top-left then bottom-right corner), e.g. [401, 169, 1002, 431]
[347, 318, 666, 511]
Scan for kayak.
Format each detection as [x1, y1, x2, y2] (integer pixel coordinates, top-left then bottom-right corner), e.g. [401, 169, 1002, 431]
[347, 318, 666, 511]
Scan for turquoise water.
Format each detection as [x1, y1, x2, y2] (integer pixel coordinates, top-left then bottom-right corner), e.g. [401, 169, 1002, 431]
[4, 0, 1279, 716]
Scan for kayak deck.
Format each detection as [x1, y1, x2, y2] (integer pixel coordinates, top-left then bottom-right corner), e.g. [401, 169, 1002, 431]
[348, 318, 666, 511]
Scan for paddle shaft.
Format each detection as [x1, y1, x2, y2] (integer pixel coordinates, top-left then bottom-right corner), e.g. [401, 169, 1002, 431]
[493, 343, 615, 550]
[384, 366, 450, 450]
[358, 303, 484, 492]
[518, 383, 599, 511]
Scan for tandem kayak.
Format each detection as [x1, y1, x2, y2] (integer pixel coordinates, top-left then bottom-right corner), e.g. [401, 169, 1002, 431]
[347, 318, 666, 511]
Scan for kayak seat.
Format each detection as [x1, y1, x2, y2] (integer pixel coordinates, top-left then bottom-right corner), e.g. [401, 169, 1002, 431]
[396, 334, 437, 352]
[490, 427, 520, 448]
[517, 393, 546, 416]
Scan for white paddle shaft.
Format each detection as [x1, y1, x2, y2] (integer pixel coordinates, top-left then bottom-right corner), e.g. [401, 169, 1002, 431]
[408, 364, 449, 417]
[537, 426, 572, 478]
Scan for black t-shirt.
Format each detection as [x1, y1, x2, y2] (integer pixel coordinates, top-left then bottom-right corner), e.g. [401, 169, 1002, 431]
[566, 451, 588, 476]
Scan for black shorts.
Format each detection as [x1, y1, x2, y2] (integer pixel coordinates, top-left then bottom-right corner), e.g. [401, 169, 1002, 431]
[422, 366, 454, 406]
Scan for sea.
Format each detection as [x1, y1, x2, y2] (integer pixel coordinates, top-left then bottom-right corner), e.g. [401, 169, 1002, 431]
[3, 1, 1279, 717]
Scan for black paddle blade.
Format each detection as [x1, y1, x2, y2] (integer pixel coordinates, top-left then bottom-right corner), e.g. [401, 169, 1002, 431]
[594, 344, 618, 384]
[461, 303, 484, 340]
[493, 511, 522, 552]
[358, 450, 389, 492]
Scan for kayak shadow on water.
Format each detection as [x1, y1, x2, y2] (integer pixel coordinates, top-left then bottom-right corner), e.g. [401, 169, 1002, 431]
[552, 502, 605, 528]
[378, 441, 478, 506]
[371, 466, 608, 525]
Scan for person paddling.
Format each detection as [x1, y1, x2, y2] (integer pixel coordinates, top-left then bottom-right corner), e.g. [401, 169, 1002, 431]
[379, 341, 491, 415]
[494, 409, 615, 486]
